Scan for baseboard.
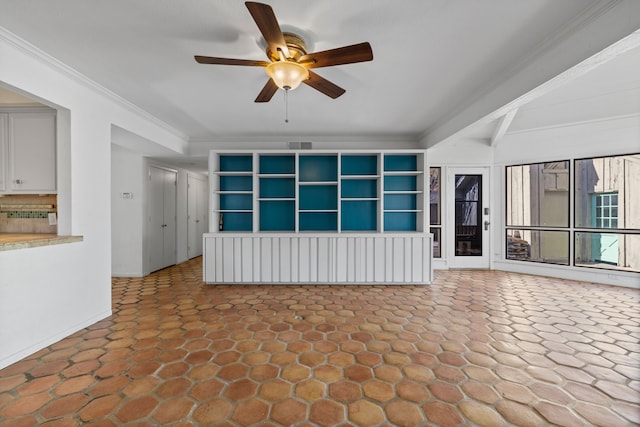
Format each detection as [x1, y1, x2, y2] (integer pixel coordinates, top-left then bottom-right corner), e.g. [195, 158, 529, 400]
[0, 309, 112, 370]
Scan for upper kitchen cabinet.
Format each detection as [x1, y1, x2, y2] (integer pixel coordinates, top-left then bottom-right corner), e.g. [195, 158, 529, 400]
[0, 109, 57, 193]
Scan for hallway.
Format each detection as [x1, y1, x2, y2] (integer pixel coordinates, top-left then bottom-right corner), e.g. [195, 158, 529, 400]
[0, 258, 638, 426]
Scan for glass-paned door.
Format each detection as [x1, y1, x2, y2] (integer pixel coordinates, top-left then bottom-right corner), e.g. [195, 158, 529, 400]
[448, 168, 490, 268]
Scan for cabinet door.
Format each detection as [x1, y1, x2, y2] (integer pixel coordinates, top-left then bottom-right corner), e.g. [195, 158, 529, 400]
[9, 112, 56, 192]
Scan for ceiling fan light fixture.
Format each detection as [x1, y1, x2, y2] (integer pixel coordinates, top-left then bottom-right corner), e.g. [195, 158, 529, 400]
[266, 60, 309, 90]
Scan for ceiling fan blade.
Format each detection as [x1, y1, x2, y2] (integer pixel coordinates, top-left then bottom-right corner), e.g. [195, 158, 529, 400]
[303, 71, 346, 99]
[195, 56, 269, 67]
[245, 2, 290, 59]
[255, 79, 278, 102]
[299, 42, 373, 68]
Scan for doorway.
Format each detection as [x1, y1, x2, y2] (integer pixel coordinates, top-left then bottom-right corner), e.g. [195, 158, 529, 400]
[448, 167, 490, 268]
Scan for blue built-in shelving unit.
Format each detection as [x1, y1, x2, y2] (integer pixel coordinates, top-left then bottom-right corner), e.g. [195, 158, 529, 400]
[210, 151, 425, 233]
[206, 150, 432, 286]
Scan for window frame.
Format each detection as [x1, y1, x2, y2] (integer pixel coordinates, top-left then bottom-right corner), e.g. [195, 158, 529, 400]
[505, 152, 639, 273]
[429, 167, 442, 258]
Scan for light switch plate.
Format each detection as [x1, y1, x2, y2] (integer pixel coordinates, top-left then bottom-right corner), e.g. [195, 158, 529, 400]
[48, 212, 57, 225]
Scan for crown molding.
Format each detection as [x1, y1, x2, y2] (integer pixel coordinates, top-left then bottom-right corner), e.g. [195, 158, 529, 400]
[0, 26, 188, 141]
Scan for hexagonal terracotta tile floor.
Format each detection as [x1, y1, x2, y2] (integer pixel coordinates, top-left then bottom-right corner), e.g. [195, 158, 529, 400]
[0, 257, 638, 426]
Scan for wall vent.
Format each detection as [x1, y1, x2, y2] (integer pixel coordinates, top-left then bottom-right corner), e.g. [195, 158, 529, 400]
[288, 141, 312, 149]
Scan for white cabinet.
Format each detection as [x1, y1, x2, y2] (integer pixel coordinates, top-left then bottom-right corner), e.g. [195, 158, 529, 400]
[0, 110, 56, 193]
[203, 234, 433, 284]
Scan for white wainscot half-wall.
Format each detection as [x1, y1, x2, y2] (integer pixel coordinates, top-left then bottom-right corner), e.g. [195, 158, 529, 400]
[204, 234, 433, 285]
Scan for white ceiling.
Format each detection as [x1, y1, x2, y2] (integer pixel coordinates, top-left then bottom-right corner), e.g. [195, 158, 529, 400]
[1, 0, 639, 168]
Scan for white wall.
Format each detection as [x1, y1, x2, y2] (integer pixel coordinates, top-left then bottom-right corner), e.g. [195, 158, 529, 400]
[0, 28, 186, 369]
[111, 145, 145, 276]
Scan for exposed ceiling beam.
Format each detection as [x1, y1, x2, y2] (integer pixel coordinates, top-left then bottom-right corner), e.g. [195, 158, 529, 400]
[491, 108, 518, 146]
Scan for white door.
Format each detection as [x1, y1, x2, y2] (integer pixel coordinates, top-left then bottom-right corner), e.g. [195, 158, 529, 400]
[162, 169, 177, 268]
[187, 175, 208, 258]
[149, 166, 176, 272]
[448, 167, 490, 269]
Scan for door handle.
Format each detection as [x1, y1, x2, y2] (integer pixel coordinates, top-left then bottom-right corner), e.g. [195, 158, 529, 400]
[484, 220, 490, 231]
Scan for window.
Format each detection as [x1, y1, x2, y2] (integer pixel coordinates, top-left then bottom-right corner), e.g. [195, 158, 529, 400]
[505, 161, 570, 265]
[593, 193, 618, 229]
[506, 153, 639, 273]
[429, 167, 441, 257]
[574, 154, 639, 272]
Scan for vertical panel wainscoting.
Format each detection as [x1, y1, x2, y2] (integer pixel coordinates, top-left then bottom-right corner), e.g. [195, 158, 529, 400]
[203, 234, 433, 285]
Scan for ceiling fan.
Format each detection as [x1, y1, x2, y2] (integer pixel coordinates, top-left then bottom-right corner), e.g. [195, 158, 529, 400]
[195, 1, 373, 102]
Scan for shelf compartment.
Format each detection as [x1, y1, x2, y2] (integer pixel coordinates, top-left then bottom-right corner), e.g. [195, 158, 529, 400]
[299, 185, 337, 210]
[342, 179, 377, 199]
[384, 175, 417, 191]
[384, 194, 417, 210]
[341, 175, 380, 179]
[384, 154, 417, 172]
[260, 155, 295, 174]
[299, 155, 337, 182]
[257, 173, 295, 178]
[260, 177, 295, 198]
[219, 175, 252, 192]
[341, 155, 378, 176]
[219, 155, 253, 172]
[260, 200, 295, 231]
[299, 212, 337, 231]
[220, 194, 252, 211]
[341, 200, 377, 231]
[299, 181, 338, 186]
[217, 191, 253, 195]
[383, 190, 421, 194]
[219, 212, 253, 231]
[384, 212, 417, 231]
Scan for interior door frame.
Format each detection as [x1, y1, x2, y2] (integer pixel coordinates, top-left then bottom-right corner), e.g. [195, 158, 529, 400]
[447, 166, 491, 269]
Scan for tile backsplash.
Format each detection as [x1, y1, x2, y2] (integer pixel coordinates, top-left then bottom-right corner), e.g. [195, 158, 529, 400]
[0, 194, 57, 234]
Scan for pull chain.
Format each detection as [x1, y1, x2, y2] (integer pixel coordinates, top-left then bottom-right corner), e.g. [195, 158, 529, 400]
[284, 87, 289, 123]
